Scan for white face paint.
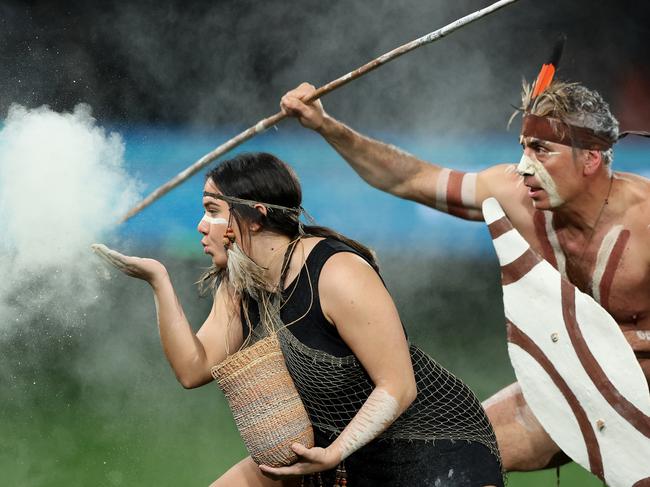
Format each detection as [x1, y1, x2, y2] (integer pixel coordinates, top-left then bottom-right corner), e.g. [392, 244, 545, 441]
[516, 152, 564, 208]
[201, 214, 228, 225]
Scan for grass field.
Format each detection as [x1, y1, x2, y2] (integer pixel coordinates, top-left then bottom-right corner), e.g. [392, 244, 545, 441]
[0, 255, 604, 486]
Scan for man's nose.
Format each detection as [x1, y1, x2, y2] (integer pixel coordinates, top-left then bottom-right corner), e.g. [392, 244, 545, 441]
[516, 152, 536, 176]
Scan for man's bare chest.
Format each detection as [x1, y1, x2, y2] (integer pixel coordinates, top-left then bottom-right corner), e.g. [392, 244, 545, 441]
[517, 210, 650, 327]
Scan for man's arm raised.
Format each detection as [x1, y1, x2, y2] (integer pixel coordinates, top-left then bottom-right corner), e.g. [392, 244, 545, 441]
[281, 83, 487, 221]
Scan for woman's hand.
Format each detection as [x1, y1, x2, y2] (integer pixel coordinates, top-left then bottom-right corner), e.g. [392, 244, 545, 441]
[259, 443, 341, 480]
[91, 243, 167, 285]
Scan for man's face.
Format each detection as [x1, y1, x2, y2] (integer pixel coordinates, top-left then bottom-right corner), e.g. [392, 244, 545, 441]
[517, 137, 581, 210]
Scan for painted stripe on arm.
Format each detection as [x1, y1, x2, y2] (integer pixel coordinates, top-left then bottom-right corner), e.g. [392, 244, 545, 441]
[433, 169, 482, 220]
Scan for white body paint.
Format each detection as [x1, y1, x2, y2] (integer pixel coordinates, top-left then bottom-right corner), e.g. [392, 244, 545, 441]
[460, 172, 478, 207]
[483, 197, 650, 487]
[435, 168, 451, 212]
[434, 169, 478, 213]
[636, 330, 650, 341]
[516, 153, 564, 207]
[492, 228, 530, 266]
[201, 215, 228, 225]
[460, 173, 483, 220]
[481, 383, 518, 410]
[591, 225, 623, 303]
[542, 211, 567, 278]
[482, 383, 539, 432]
[335, 388, 399, 460]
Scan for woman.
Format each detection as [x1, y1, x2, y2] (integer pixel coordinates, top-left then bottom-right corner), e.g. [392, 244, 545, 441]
[93, 152, 503, 486]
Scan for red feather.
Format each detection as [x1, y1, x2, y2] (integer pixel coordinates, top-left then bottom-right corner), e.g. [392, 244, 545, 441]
[530, 35, 565, 102]
[532, 63, 556, 99]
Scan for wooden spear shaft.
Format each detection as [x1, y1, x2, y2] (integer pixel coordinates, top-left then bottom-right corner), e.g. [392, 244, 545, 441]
[121, 0, 519, 223]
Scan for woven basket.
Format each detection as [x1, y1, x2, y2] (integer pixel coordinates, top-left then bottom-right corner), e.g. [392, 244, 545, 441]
[211, 334, 314, 467]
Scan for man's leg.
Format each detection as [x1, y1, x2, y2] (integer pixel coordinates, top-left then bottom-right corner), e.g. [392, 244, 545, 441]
[483, 382, 569, 471]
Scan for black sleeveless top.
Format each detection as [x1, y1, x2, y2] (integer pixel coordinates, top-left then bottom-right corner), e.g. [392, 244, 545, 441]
[240, 237, 501, 475]
[242, 238, 363, 357]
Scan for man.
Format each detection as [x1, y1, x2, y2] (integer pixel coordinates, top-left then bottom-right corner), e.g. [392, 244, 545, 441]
[280, 79, 650, 471]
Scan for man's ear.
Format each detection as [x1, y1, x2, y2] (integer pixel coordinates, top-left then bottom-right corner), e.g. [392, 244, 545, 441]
[583, 149, 603, 176]
[249, 204, 268, 232]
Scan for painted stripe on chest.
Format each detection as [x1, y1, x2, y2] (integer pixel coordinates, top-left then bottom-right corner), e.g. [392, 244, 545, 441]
[536, 214, 630, 309]
[533, 210, 558, 268]
[593, 227, 630, 309]
[544, 211, 566, 277]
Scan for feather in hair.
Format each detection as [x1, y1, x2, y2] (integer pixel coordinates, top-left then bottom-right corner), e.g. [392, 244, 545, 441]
[529, 35, 567, 107]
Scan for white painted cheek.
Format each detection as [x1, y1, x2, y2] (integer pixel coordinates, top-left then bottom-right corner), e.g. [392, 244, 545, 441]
[533, 162, 564, 207]
[518, 153, 564, 207]
[201, 214, 228, 225]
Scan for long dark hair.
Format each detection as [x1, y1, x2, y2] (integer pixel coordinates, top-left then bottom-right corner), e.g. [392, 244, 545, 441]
[206, 152, 378, 271]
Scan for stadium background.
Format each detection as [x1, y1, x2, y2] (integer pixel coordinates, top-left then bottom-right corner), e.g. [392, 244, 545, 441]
[1, 1, 649, 485]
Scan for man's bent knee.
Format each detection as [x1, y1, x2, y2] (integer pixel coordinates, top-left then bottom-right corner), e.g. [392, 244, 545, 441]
[483, 383, 563, 471]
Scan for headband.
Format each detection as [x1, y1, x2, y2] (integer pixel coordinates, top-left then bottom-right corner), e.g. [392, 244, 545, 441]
[521, 114, 615, 150]
[203, 191, 302, 215]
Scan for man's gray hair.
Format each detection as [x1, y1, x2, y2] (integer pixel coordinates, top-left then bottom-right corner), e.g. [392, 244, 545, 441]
[522, 81, 619, 165]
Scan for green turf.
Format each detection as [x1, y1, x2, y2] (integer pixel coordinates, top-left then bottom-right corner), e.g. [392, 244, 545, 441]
[0, 255, 608, 485]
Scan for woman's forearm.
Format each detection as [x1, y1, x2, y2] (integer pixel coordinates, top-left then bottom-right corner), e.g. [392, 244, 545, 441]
[328, 385, 415, 461]
[150, 272, 210, 388]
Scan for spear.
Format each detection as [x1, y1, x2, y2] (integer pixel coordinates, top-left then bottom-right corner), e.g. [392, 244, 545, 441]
[120, 0, 520, 223]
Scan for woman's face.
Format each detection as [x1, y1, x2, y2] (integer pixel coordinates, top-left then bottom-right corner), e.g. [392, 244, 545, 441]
[197, 179, 236, 268]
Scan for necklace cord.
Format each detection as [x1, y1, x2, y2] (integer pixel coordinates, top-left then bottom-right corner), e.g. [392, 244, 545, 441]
[575, 174, 614, 266]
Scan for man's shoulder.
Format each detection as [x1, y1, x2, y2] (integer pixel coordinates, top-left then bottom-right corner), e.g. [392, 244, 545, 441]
[617, 171, 650, 205]
[616, 172, 650, 232]
[616, 170, 650, 185]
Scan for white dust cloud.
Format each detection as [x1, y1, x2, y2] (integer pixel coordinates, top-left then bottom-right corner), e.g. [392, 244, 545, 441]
[0, 103, 140, 330]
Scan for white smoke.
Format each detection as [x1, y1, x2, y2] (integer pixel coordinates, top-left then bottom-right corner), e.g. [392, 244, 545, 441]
[0, 103, 140, 330]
